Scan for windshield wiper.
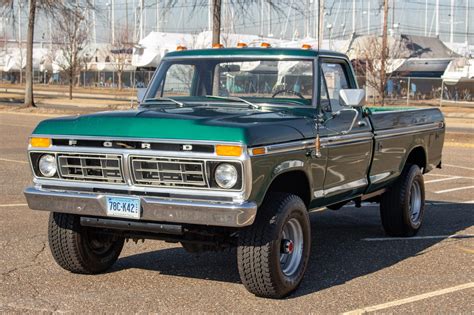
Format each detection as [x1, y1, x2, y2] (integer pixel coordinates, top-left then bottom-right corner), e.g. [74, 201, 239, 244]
[205, 95, 260, 110]
[142, 97, 184, 107]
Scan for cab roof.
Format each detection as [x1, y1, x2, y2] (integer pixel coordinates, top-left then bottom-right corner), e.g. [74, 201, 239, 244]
[164, 47, 347, 59]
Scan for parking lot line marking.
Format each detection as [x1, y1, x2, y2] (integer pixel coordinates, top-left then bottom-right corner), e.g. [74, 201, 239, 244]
[425, 176, 461, 184]
[435, 186, 474, 194]
[443, 164, 474, 171]
[457, 246, 474, 254]
[361, 234, 474, 241]
[0, 157, 28, 164]
[425, 174, 474, 180]
[342, 282, 474, 315]
[0, 203, 28, 207]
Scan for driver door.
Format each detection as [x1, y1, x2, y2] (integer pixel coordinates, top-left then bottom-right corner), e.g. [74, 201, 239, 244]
[319, 59, 372, 203]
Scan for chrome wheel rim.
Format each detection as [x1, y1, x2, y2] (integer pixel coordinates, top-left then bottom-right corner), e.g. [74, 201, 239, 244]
[409, 180, 422, 224]
[279, 218, 304, 277]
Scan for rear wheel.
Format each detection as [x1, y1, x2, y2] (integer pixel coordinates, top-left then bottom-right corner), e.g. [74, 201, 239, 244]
[48, 213, 124, 274]
[380, 164, 425, 236]
[237, 193, 311, 299]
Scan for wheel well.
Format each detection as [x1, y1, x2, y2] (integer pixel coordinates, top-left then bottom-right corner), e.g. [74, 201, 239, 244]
[265, 171, 311, 207]
[405, 146, 427, 172]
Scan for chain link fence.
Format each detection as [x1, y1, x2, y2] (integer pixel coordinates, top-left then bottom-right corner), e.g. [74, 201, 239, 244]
[357, 76, 473, 106]
[2, 70, 473, 106]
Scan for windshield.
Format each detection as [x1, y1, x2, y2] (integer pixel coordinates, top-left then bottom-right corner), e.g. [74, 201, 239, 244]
[144, 58, 314, 106]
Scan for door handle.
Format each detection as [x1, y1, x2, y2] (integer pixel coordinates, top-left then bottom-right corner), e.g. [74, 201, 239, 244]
[358, 121, 367, 127]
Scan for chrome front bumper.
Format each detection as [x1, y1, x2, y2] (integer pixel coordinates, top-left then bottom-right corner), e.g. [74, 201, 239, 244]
[24, 187, 257, 227]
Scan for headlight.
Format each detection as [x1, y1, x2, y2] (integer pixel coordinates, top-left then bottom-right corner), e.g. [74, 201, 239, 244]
[214, 163, 238, 189]
[38, 154, 57, 177]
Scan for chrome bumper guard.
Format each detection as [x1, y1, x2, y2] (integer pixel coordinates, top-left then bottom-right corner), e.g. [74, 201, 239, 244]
[24, 187, 257, 227]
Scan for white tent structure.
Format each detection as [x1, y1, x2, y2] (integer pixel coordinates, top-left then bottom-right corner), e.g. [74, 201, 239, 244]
[442, 58, 474, 84]
[131, 31, 293, 69]
[132, 32, 196, 68]
[2, 47, 50, 72]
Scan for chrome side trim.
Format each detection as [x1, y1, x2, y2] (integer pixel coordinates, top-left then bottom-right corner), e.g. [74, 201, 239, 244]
[24, 187, 257, 227]
[369, 172, 392, 184]
[375, 123, 444, 139]
[313, 178, 368, 198]
[249, 132, 374, 156]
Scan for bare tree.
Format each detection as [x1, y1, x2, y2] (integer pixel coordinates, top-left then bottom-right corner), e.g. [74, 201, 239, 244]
[351, 35, 403, 106]
[24, 0, 37, 107]
[110, 27, 133, 90]
[1, 0, 95, 107]
[52, 5, 89, 100]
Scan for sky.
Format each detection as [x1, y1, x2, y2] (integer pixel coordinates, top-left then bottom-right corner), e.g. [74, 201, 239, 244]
[1, 0, 473, 47]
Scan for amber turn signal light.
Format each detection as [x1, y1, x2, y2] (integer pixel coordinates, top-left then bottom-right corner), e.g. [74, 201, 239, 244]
[30, 137, 51, 148]
[251, 147, 266, 155]
[216, 145, 242, 157]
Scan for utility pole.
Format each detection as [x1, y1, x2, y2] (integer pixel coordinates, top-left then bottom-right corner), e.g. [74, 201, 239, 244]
[466, 0, 469, 45]
[111, 0, 115, 44]
[208, 0, 212, 31]
[318, 0, 324, 49]
[424, 0, 428, 36]
[450, 0, 454, 45]
[435, 0, 439, 37]
[156, 0, 160, 32]
[367, 0, 371, 35]
[211, 0, 221, 95]
[260, 1, 265, 37]
[352, 0, 356, 34]
[92, 0, 97, 44]
[125, 0, 129, 40]
[211, 0, 221, 45]
[18, 1, 22, 45]
[381, 0, 388, 106]
[267, 0, 272, 37]
[139, 0, 144, 40]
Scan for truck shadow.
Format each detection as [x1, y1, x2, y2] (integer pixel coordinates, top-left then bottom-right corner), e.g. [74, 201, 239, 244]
[112, 201, 473, 298]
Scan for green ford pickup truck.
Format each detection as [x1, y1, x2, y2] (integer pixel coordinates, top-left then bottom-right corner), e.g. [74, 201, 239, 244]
[25, 47, 445, 298]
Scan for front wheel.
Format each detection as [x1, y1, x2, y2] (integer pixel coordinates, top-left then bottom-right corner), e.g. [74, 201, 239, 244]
[380, 164, 425, 237]
[237, 193, 311, 299]
[48, 213, 124, 274]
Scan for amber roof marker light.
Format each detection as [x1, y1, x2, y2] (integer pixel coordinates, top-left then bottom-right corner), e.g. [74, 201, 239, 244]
[212, 43, 224, 49]
[260, 42, 271, 48]
[301, 44, 312, 50]
[176, 45, 187, 51]
[236, 42, 248, 48]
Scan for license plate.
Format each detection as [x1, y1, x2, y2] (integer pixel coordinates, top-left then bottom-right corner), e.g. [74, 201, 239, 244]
[106, 196, 141, 219]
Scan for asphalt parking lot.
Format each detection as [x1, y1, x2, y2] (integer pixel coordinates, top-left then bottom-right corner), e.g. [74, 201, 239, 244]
[0, 111, 473, 313]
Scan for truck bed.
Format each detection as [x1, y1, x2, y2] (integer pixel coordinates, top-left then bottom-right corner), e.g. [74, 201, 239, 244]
[366, 107, 445, 192]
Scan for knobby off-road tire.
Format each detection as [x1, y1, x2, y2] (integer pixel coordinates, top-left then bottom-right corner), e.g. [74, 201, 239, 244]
[237, 193, 311, 299]
[380, 164, 425, 237]
[48, 213, 125, 274]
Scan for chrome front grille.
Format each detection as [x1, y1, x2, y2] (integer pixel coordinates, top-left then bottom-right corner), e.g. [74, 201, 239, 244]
[57, 153, 124, 183]
[131, 156, 208, 188]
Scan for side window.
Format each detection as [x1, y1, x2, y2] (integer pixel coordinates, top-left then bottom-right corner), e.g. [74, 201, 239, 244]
[320, 62, 351, 112]
[162, 64, 195, 97]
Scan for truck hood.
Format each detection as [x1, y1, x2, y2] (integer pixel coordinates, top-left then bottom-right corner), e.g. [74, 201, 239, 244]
[32, 106, 315, 146]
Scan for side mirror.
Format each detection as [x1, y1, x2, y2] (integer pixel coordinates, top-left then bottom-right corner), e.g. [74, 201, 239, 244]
[339, 89, 365, 107]
[137, 88, 147, 103]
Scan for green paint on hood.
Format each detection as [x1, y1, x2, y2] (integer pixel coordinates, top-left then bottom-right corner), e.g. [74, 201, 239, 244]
[33, 110, 247, 143]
